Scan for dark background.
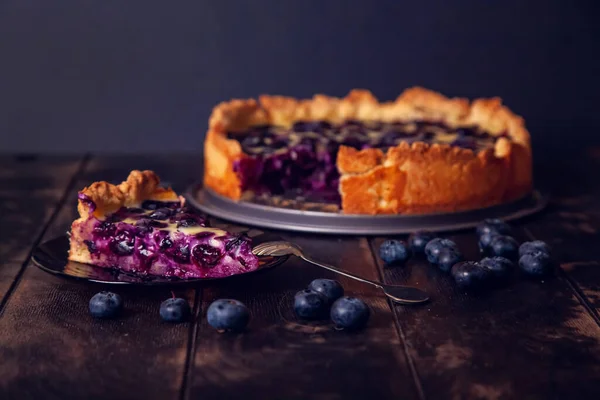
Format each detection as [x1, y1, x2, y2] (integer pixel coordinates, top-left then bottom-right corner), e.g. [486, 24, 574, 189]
[0, 0, 598, 154]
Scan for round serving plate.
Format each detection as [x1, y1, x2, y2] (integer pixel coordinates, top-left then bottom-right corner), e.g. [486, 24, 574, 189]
[32, 229, 288, 286]
[184, 183, 548, 235]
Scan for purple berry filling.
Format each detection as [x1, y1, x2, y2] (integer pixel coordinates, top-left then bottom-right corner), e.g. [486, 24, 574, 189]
[73, 200, 259, 279]
[228, 119, 505, 204]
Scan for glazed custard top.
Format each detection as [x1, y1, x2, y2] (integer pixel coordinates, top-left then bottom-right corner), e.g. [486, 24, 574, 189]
[228, 119, 507, 155]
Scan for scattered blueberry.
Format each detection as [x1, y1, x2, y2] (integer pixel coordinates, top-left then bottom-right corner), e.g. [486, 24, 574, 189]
[478, 231, 501, 254]
[480, 256, 514, 282]
[425, 238, 459, 265]
[408, 231, 437, 254]
[476, 218, 512, 237]
[489, 235, 520, 261]
[207, 299, 250, 332]
[379, 240, 411, 265]
[437, 247, 462, 272]
[519, 251, 555, 278]
[293, 289, 328, 319]
[519, 240, 551, 258]
[160, 298, 191, 323]
[330, 296, 370, 331]
[451, 261, 491, 290]
[89, 291, 123, 319]
[308, 279, 344, 304]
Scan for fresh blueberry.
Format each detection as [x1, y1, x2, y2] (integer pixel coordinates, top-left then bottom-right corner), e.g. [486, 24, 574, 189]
[89, 291, 123, 319]
[437, 247, 462, 272]
[476, 218, 512, 237]
[451, 261, 491, 290]
[519, 251, 555, 277]
[379, 240, 411, 265]
[308, 279, 344, 304]
[408, 231, 437, 254]
[480, 256, 514, 281]
[519, 240, 551, 258]
[160, 298, 191, 323]
[425, 238, 459, 265]
[206, 299, 250, 332]
[330, 296, 370, 331]
[489, 235, 520, 261]
[293, 289, 328, 319]
[478, 231, 501, 254]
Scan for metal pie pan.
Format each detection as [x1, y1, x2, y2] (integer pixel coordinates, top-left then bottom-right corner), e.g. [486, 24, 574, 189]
[184, 183, 549, 235]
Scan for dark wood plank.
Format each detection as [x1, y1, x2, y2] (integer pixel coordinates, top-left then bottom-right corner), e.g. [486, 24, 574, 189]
[0, 263, 22, 301]
[523, 146, 600, 319]
[0, 155, 203, 400]
[188, 233, 421, 400]
[370, 226, 600, 400]
[0, 155, 84, 262]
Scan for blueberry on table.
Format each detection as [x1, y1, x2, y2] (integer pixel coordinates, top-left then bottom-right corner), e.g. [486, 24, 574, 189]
[207, 299, 250, 332]
[330, 296, 371, 331]
[476, 218, 512, 237]
[519, 251, 555, 278]
[437, 247, 462, 272]
[451, 261, 491, 290]
[293, 289, 328, 320]
[489, 235, 520, 261]
[408, 231, 437, 254]
[160, 298, 191, 323]
[478, 231, 501, 254]
[89, 291, 123, 319]
[519, 240, 551, 258]
[308, 279, 344, 304]
[379, 239, 411, 265]
[480, 256, 514, 282]
[425, 238, 459, 265]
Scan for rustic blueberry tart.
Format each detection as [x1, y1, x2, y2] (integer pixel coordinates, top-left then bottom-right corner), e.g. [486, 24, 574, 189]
[204, 87, 532, 214]
[68, 170, 259, 279]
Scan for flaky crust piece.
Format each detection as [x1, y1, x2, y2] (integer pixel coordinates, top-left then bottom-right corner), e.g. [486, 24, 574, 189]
[77, 170, 180, 219]
[204, 87, 532, 214]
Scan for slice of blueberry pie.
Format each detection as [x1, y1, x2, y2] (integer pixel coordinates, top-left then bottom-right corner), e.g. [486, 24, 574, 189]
[204, 87, 532, 214]
[68, 170, 259, 279]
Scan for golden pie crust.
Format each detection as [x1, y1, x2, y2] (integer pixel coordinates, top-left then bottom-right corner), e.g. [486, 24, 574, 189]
[69, 170, 181, 263]
[203, 87, 532, 215]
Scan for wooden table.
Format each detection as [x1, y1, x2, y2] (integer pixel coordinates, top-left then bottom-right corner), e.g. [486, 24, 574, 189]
[1, 151, 599, 400]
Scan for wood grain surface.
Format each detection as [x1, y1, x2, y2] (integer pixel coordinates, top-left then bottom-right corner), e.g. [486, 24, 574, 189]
[0, 152, 599, 400]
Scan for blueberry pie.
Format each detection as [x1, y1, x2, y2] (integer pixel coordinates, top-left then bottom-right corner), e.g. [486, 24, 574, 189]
[204, 87, 532, 214]
[68, 170, 259, 278]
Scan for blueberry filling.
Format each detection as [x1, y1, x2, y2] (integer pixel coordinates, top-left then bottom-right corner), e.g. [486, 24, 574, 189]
[94, 221, 116, 238]
[149, 207, 173, 220]
[78, 193, 96, 212]
[141, 200, 179, 210]
[109, 231, 135, 256]
[192, 244, 223, 266]
[78, 199, 259, 277]
[228, 119, 504, 204]
[84, 240, 97, 254]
